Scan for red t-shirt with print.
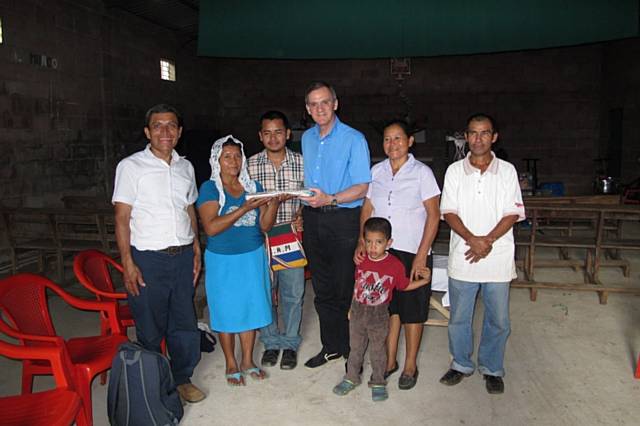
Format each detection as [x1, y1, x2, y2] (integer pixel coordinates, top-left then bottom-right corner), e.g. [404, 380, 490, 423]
[353, 253, 409, 306]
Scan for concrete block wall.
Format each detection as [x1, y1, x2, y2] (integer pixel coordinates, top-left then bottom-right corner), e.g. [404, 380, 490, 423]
[0, 0, 638, 204]
[0, 0, 220, 207]
[600, 38, 640, 185]
[212, 43, 612, 193]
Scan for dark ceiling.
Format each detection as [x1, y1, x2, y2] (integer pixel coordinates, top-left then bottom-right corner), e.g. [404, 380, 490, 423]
[103, 0, 199, 42]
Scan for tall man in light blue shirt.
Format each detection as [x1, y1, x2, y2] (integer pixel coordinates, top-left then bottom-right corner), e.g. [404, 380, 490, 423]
[299, 81, 371, 368]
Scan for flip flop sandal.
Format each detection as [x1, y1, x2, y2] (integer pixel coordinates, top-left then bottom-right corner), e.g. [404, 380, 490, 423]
[398, 368, 419, 390]
[225, 371, 245, 386]
[242, 367, 267, 380]
[371, 385, 388, 402]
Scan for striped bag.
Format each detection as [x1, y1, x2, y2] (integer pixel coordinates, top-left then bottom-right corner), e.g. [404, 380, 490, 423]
[265, 222, 307, 271]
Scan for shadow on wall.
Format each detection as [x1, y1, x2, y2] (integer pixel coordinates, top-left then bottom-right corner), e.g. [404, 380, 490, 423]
[177, 129, 220, 189]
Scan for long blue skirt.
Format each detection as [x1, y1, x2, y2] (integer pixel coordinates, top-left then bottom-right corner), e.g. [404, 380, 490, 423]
[204, 245, 272, 333]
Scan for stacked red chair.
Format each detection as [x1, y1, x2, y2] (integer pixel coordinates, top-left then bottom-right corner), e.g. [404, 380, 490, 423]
[74, 249, 167, 363]
[73, 250, 134, 338]
[0, 273, 128, 426]
[0, 338, 87, 426]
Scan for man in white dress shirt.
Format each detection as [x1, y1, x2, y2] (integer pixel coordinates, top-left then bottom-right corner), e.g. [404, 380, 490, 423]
[112, 104, 205, 403]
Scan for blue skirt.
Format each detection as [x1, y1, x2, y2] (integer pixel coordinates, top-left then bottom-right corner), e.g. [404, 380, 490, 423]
[204, 245, 272, 333]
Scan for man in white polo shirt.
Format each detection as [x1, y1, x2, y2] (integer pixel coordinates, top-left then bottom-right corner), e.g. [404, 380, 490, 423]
[438, 113, 525, 395]
[112, 104, 205, 403]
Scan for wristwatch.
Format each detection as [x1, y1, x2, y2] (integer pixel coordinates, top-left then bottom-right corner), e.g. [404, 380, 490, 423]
[330, 195, 338, 207]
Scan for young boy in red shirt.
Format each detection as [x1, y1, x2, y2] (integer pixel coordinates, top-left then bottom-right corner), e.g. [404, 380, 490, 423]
[333, 217, 430, 401]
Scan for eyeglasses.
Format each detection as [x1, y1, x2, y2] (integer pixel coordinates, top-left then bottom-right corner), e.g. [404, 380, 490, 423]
[306, 98, 334, 110]
[466, 130, 494, 139]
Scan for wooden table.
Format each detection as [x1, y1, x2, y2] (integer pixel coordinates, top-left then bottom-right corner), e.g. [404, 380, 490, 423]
[513, 203, 640, 304]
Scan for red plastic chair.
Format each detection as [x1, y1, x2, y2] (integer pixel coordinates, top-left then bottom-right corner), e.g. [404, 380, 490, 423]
[73, 250, 133, 337]
[0, 338, 87, 426]
[0, 273, 128, 426]
[636, 354, 640, 379]
[73, 249, 167, 365]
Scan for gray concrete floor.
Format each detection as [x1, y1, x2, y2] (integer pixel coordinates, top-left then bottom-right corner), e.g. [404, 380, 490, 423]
[1, 247, 639, 426]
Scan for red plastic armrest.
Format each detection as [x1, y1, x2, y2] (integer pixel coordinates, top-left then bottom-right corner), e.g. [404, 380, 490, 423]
[49, 287, 125, 335]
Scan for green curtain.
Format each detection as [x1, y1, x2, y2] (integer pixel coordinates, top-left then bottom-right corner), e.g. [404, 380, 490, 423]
[198, 0, 639, 59]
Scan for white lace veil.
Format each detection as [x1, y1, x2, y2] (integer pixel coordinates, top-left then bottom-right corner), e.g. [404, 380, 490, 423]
[209, 135, 257, 213]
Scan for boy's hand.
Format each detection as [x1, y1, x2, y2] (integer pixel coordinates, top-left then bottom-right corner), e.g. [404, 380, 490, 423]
[347, 309, 352, 321]
[353, 239, 366, 265]
[416, 266, 431, 282]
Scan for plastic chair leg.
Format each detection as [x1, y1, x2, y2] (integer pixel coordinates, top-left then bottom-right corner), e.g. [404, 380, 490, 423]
[635, 354, 640, 379]
[76, 369, 95, 426]
[76, 401, 91, 426]
[21, 369, 33, 394]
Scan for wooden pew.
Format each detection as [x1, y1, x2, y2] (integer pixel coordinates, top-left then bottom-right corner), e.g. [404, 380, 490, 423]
[0, 208, 117, 281]
[513, 203, 640, 304]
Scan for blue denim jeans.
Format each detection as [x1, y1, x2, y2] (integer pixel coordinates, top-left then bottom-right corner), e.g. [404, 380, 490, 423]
[259, 267, 305, 351]
[448, 277, 511, 377]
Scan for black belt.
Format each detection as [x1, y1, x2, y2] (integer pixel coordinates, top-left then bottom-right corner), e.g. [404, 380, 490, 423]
[305, 205, 352, 213]
[156, 243, 192, 255]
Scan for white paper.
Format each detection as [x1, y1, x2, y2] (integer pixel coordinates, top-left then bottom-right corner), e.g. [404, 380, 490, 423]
[245, 189, 315, 200]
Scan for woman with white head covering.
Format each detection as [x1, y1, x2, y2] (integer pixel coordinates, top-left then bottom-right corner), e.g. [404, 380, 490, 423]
[197, 135, 281, 386]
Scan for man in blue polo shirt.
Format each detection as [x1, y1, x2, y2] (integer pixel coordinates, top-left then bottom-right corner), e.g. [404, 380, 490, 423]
[299, 81, 371, 368]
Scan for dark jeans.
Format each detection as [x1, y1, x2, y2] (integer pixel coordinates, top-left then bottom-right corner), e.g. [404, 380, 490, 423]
[129, 246, 201, 385]
[346, 301, 389, 386]
[303, 206, 360, 355]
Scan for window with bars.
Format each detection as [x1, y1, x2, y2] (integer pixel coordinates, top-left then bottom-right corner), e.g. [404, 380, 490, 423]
[160, 58, 175, 81]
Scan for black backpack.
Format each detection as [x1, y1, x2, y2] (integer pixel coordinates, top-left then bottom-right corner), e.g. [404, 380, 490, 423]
[107, 342, 184, 426]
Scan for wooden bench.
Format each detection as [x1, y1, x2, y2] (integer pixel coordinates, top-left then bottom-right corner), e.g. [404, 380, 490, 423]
[0, 208, 117, 281]
[514, 203, 640, 304]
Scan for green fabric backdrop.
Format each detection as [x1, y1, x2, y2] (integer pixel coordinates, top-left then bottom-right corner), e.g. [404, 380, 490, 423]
[197, 0, 639, 59]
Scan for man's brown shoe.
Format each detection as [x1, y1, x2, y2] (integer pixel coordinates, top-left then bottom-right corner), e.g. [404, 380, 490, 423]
[177, 383, 206, 403]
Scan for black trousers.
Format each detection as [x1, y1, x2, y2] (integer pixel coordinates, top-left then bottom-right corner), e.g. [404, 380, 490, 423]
[303, 206, 360, 355]
[129, 246, 200, 385]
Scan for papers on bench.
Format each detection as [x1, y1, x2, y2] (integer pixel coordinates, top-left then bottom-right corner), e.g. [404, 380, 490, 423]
[432, 254, 449, 307]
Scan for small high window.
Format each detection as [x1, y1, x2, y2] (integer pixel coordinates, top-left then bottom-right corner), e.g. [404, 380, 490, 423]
[160, 59, 175, 81]
[0, 17, 4, 44]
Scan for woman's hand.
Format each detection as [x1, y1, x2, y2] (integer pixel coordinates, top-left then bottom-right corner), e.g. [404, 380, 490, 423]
[242, 196, 272, 212]
[353, 239, 366, 265]
[410, 252, 428, 281]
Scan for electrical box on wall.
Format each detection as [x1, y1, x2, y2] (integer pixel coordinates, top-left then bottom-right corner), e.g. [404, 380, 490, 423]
[29, 53, 58, 69]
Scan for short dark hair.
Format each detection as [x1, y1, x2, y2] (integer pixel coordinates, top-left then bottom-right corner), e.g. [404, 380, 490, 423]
[363, 217, 392, 240]
[144, 104, 183, 128]
[465, 113, 497, 133]
[304, 81, 337, 104]
[259, 110, 290, 130]
[383, 119, 412, 137]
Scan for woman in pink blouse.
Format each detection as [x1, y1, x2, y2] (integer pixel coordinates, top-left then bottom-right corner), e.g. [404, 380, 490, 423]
[354, 119, 440, 390]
